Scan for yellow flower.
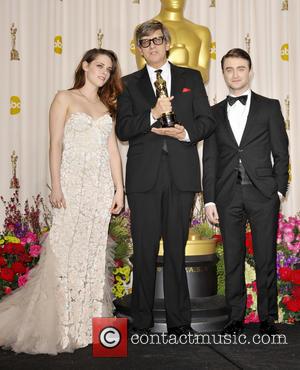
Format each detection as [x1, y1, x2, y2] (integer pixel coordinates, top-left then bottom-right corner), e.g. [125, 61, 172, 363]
[4, 236, 20, 243]
[0, 238, 4, 245]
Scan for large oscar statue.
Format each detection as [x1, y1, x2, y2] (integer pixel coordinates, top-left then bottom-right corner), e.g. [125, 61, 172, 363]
[130, 0, 211, 83]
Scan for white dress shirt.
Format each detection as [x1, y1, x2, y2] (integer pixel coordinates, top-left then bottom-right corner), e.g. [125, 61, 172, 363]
[227, 89, 251, 146]
[147, 61, 189, 141]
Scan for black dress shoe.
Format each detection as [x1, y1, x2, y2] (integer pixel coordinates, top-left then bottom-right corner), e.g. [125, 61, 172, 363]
[168, 325, 197, 337]
[259, 320, 279, 335]
[221, 320, 244, 335]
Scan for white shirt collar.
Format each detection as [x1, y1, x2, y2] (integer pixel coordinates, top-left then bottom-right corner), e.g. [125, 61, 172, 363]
[146, 60, 170, 78]
[228, 89, 251, 98]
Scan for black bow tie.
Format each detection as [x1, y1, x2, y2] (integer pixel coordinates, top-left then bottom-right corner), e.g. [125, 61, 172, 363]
[227, 95, 248, 106]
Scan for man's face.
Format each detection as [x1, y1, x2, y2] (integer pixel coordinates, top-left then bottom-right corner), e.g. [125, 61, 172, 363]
[138, 29, 170, 68]
[222, 57, 251, 95]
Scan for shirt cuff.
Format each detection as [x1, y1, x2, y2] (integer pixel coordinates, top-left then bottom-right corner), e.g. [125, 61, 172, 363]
[180, 129, 190, 142]
[278, 191, 284, 200]
[205, 202, 216, 207]
[150, 112, 156, 126]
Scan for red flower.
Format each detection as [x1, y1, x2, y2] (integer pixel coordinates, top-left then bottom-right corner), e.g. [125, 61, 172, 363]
[14, 243, 25, 255]
[182, 87, 191, 93]
[213, 234, 223, 244]
[279, 267, 293, 281]
[292, 286, 300, 298]
[3, 243, 24, 255]
[11, 261, 26, 274]
[0, 267, 15, 282]
[291, 270, 300, 285]
[18, 254, 33, 263]
[4, 286, 12, 295]
[252, 281, 257, 292]
[245, 232, 253, 255]
[3, 243, 13, 254]
[282, 295, 292, 305]
[114, 259, 124, 268]
[286, 298, 300, 312]
[246, 294, 254, 308]
[0, 256, 7, 267]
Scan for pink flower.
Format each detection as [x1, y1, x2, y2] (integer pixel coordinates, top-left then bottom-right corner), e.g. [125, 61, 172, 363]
[252, 281, 257, 292]
[244, 311, 259, 323]
[18, 274, 28, 287]
[284, 230, 295, 243]
[21, 232, 38, 245]
[29, 244, 42, 257]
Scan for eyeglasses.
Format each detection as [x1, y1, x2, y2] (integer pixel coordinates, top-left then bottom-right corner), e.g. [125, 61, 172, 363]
[138, 36, 165, 48]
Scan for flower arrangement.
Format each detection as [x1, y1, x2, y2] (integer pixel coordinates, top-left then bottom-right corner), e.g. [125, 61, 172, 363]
[0, 190, 51, 299]
[216, 213, 300, 323]
[109, 210, 133, 299]
[277, 213, 300, 322]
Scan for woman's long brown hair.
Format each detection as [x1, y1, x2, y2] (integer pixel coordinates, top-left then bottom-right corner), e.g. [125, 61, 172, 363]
[70, 48, 123, 118]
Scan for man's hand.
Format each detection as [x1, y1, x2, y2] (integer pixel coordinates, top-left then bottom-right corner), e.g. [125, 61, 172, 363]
[151, 124, 186, 140]
[151, 96, 174, 119]
[205, 204, 219, 225]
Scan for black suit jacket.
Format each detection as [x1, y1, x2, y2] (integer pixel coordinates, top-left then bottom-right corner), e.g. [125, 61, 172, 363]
[116, 63, 216, 194]
[203, 92, 289, 206]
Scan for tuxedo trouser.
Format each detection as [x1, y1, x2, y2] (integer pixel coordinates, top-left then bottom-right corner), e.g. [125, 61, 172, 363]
[127, 152, 195, 329]
[218, 184, 280, 322]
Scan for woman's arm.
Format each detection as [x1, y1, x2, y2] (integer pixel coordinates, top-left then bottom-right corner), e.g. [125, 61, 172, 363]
[49, 91, 68, 208]
[108, 122, 124, 214]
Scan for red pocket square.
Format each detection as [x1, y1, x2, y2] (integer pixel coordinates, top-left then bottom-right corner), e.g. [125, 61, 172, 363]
[182, 87, 191, 93]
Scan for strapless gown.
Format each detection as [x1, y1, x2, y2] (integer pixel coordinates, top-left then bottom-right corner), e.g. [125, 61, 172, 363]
[0, 112, 115, 354]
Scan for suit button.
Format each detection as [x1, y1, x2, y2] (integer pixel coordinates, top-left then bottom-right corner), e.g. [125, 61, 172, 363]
[238, 149, 243, 153]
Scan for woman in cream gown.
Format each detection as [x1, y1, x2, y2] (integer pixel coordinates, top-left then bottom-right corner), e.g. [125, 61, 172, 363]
[0, 48, 124, 354]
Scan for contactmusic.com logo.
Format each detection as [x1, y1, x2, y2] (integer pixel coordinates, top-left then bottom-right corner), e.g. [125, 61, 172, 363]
[92, 318, 128, 357]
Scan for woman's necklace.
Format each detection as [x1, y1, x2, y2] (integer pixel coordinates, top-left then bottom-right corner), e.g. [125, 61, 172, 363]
[78, 89, 100, 104]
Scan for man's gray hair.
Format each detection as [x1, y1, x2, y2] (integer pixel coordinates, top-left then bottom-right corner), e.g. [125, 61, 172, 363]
[135, 20, 171, 47]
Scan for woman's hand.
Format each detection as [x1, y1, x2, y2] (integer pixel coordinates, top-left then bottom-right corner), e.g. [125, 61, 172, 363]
[49, 188, 66, 209]
[110, 188, 124, 214]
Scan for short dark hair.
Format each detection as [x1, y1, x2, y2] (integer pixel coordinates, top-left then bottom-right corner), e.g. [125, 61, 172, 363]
[135, 20, 171, 47]
[221, 48, 252, 71]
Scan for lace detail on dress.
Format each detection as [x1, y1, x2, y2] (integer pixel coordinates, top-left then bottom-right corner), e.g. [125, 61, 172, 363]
[0, 113, 115, 354]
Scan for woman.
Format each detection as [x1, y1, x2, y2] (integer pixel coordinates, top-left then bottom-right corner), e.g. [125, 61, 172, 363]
[0, 48, 124, 354]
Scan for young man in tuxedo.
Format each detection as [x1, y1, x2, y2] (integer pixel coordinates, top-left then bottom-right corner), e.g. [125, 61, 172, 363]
[203, 48, 289, 335]
[116, 20, 215, 336]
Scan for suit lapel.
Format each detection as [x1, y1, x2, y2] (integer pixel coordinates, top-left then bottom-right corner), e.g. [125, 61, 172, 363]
[219, 100, 239, 147]
[138, 66, 156, 107]
[170, 63, 185, 98]
[239, 91, 259, 147]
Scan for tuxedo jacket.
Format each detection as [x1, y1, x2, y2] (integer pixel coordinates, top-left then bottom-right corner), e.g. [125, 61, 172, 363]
[203, 92, 289, 206]
[116, 63, 216, 194]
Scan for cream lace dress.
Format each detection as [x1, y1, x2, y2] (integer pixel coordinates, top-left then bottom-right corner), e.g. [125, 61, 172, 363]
[0, 112, 115, 354]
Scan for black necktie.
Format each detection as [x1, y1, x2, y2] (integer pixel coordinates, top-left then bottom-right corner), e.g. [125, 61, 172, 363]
[227, 95, 248, 106]
[154, 69, 163, 98]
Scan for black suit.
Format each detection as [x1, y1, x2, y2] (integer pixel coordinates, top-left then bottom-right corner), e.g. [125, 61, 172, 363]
[203, 91, 289, 322]
[116, 63, 215, 329]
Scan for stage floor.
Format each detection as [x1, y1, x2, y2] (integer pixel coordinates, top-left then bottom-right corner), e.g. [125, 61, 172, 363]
[1, 323, 299, 370]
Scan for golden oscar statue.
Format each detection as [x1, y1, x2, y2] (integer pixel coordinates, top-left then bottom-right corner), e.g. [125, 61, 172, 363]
[130, 0, 211, 83]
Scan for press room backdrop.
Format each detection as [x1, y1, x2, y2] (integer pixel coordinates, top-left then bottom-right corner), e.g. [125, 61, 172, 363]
[0, 0, 299, 224]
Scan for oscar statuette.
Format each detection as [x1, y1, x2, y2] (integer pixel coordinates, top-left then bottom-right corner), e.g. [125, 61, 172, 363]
[154, 70, 177, 128]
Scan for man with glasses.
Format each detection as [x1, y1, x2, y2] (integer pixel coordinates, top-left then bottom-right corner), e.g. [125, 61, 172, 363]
[116, 20, 215, 337]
